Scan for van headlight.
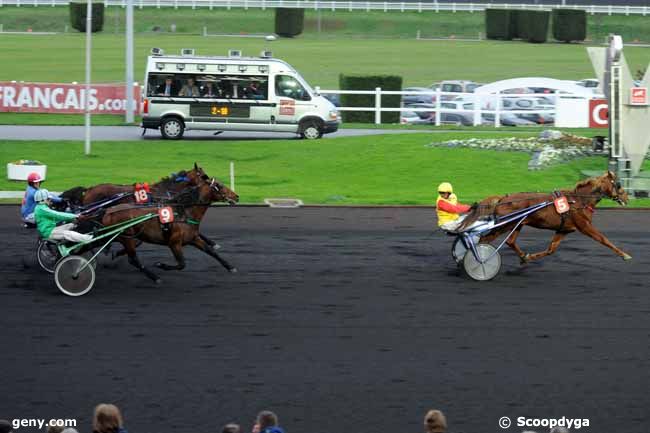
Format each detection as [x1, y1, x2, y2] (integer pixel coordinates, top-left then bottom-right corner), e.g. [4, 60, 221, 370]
[329, 110, 340, 121]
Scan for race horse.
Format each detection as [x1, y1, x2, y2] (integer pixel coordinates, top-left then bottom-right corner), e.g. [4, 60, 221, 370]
[61, 163, 222, 250]
[459, 171, 632, 263]
[94, 175, 239, 283]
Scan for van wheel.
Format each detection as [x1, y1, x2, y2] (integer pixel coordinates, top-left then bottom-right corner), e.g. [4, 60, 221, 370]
[300, 120, 323, 140]
[160, 117, 185, 139]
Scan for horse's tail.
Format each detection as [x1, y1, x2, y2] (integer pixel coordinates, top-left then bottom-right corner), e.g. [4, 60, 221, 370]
[458, 195, 503, 231]
[59, 186, 87, 205]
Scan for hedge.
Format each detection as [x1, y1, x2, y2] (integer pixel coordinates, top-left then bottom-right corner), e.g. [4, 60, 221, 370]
[485, 8, 549, 43]
[275, 8, 304, 37]
[485, 9, 512, 40]
[552, 9, 587, 42]
[69, 2, 104, 33]
[339, 74, 402, 124]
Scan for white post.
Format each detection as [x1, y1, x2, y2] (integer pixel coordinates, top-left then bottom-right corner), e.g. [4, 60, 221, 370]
[84, 0, 93, 155]
[494, 91, 501, 128]
[125, 0, 134, 123]
[435, 87, 441, 126]
[472, 93, 480, 126]
[230, 161, 235, 192]
[374, 87, 381, 124]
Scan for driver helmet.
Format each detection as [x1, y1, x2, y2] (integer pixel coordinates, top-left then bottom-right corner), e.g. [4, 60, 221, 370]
[437, 182, 453, 194]
[27, 172, 43, 183]
[34, 189, 50, 203]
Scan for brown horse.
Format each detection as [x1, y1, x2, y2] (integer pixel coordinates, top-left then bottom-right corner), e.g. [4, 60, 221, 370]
[459, 171, 631, 263]
[96, 176, 239, 283]
[62, 163, 222, 250]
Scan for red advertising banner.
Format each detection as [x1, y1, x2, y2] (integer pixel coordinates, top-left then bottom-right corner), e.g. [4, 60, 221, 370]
[0, 82, 140, 114]
[588, 98, 608, 128]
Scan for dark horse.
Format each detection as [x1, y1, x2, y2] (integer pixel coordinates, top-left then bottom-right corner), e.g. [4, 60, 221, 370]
[96, 176, 239, 283]
[61, 163, 222, 250]
[459, 171, 632, 263]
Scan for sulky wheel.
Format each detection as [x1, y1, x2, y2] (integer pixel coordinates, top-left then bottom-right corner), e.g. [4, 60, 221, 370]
[37, 240, 61, 274]
[451, 237, 467, 264]
[463, 244, 501, 281]
[54, 255, 96, 297]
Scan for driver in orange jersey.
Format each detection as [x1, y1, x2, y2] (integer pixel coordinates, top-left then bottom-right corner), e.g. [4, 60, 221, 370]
[436, 182, 472, 232]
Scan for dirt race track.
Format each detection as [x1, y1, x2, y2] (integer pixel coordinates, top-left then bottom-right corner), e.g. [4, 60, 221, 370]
[1, 205, 649, 433]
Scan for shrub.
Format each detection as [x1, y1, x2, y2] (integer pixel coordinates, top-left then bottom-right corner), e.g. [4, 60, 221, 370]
[552, 9, 587, 42]
[485, 9, 512, 40]
[339, 74, 402, 124]
[275, 8, 304, 37]
[69, 2, 104, 33]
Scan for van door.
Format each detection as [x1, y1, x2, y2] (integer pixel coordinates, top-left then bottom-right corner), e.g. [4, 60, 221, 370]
[272, 74, 314, 132]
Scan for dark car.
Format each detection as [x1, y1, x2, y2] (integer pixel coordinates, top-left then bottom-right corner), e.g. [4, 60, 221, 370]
[402, 87, 436, 105]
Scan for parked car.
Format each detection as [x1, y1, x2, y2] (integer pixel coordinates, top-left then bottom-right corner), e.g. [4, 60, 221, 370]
[439, 112, 475, 126]
[440, 80, 480, 100]
[400, 110, 432, 125]
[482, 113, 537, 127]
[402, 87, 437, 105]
[576, 78, 599, 89]
[404, 103, 437, 119]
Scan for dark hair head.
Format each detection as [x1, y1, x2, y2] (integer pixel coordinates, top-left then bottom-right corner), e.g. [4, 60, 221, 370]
[0, 420, 13, 433]
[256, 411, 278, 430]
[424, 410, 447, 433]
[221, 424, 241, 433]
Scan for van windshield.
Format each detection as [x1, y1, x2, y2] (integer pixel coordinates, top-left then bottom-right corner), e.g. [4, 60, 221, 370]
[275, 75, 310, 100]
[147, 73, 269, 100]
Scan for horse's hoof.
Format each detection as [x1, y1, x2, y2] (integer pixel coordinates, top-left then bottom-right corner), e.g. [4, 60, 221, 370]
[212, 243, 222, 251]
[229, 267, 238, 273]
[520, 254, 530, 264]
[623, 254, 632, 261]
[154, 278, 162, 284]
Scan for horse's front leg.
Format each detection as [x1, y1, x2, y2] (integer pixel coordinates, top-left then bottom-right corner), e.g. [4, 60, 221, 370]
[155, 241, 186, 271]
[575, 220, 632, 260]
[199, 232, 220, 251]
[524, 231, 568, 262]
[191, 236, 237, 273]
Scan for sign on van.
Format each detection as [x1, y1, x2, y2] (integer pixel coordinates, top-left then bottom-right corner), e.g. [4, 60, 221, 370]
[0, 82, 140, 115]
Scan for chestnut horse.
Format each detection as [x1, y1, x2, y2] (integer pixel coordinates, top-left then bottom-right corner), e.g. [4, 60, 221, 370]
[96, 176, 239, 283]
[459, 171, 631, 263]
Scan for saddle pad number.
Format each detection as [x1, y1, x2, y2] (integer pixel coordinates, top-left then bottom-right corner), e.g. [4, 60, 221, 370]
[158, 207, 174, 224]
[554, 196, 570, 214]
[134, 188, 148, 204]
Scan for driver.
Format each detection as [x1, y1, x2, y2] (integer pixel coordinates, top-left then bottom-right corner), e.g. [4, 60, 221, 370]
[34, 189, 93, 243]
[436, 182, 471, 232]
[21, 172, 63, 226]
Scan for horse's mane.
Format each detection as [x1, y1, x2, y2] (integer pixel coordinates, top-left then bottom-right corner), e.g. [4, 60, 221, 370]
[154, 170, 190, 190]
[457, 195, 503, 231]
[59, 186, 87, 205]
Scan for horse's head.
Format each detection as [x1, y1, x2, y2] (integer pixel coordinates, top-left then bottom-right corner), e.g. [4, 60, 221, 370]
[199, 177, 239, 205]
[187, 162, 210, 186]
[601, 170, 628, 206]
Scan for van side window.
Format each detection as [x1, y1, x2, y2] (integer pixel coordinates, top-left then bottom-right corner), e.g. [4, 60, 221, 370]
[275, 75, 310, 101]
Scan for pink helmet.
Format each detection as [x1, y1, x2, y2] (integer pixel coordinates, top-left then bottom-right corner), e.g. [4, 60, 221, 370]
[27, 172, 42, 183]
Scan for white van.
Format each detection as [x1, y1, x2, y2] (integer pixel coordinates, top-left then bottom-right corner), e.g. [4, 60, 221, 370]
[141, 48, 340, 139]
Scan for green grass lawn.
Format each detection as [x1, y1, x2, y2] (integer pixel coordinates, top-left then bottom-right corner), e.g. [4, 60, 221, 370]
[3, 7, 650, 42]
[2, 133, 648, 206]
[2, 33, 650, 89]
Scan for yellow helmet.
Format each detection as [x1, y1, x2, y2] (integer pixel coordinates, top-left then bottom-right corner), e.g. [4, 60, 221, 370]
[437, 182, 453, 193]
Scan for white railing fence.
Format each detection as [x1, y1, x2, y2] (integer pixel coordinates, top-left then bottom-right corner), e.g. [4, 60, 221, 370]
[313, 87, 590, 127]
[0, 0, 649, 15]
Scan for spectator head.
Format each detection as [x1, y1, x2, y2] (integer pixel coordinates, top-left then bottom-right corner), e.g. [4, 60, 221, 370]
[93, 403, 124, 433]
[222, 424, 241, 433]
[187, 78, 195, 85]
[47, 426, 64, 433]
[0, 420, 13, 433]
[424, 410, 447, 433]
[256, 411, 278, 430]
[165, 77, 173, 84]
[61, 429, 79, 433]
[550, 428, 570, 433]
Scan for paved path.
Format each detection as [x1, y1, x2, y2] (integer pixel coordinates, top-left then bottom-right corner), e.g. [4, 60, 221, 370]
[1, 206, 648, 433]
[0, 125, 426, 141]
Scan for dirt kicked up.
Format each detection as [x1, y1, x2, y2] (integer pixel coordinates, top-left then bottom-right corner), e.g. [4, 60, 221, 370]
[1, 206, 649, 433]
